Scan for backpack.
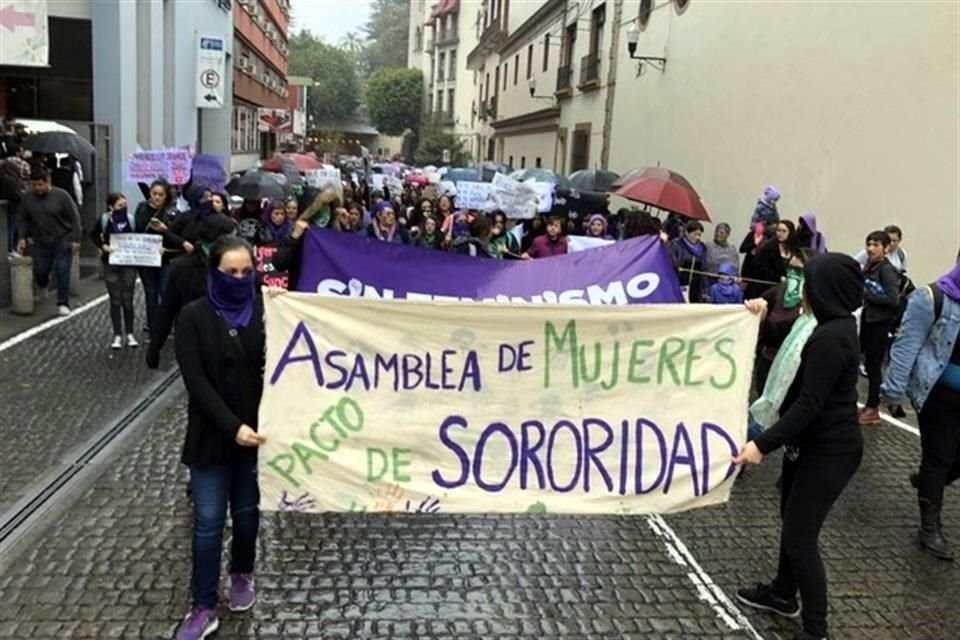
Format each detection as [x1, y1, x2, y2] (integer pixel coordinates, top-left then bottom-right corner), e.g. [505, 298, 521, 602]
[930, 283, 944, 321]
[100, 210, 136, 234]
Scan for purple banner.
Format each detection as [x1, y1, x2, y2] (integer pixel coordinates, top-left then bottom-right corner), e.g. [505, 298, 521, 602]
[298, 229, 683, 304]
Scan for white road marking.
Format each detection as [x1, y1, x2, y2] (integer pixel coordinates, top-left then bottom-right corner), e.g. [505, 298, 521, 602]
[0, 294, 108, 353]
[858, 402, 921, 437]
[647, 513, 764, 639]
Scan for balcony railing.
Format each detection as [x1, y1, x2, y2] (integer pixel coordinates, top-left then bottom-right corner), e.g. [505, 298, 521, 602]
[437, 70, 445, 82]
[579, 53, 600, 87]
[556, 64, 572, 94]
[437, 29, 459, 46]
[487, 95, 498, 120]
[443, 111, 455, 126]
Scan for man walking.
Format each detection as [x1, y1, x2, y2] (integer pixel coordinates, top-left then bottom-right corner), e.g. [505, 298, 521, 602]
[16, 168, 82, 316]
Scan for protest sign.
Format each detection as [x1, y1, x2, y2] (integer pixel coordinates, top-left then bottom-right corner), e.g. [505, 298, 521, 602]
[455, 181, 493, 209]
[190, 154, 226, 192]
[385, 175, 404, 195]
[305, 168, 344, 202]
[569, 236, 616, 253]
[108, 233, 163, 268]
[126, 148, 192, 185]
[528, 181, 554, 213]
[298, 228, 683, 304]
[259, 294, 758, 514]
[371, 174, 385, 192]
[485, 172, 543, 219]
[255, 245, 289, 289]
[438, 180, 457, 197]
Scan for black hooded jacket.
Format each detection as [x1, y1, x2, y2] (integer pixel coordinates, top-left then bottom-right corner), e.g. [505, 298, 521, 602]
[754, 253, 865, 457]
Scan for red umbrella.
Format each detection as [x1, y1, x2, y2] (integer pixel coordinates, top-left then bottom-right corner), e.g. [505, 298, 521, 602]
[404, 174, 430, 186]
[614, 176, 711, 221]
[610, 166, 695, 191]
[261, 153, 322, 173]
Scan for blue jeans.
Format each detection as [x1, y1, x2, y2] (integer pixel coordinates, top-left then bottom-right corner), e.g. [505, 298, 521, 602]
[189, 457, 260, 609]
[33, 237, 72, 306]
[138, 263, 169, 333]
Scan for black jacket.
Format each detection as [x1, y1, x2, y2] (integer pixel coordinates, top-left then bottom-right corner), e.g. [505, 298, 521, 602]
[755, 253, 865, 457]
[134, 201, 181, 265]
[151, 252, 208, 354]
[861, 258, 900, 324]
[272, 232, 304, 291]
[175, 296, 265, 466]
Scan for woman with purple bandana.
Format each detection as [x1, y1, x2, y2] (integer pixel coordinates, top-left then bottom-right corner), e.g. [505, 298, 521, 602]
[882, 254, 960, 561]
[173, 236, 266, 640]
[255, 199, 292, 247]
[366, 201, 410, 244]
[751, 185, 781, 228]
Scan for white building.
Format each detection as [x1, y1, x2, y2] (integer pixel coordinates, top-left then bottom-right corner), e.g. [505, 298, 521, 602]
[408, 0, 480, 158]
[453, 0, 958, 284]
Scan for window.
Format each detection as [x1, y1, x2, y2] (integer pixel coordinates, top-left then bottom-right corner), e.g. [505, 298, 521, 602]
[514, 54, 519, 85]
[535, 157, 542, 168]
[438, 52, 445, 81]
[526, 44, 533, 79]
[447, 89, 455, 115]
[590, 4, 605, 56]
[562, 23, 576, 66]
[543, 34, 550, 71]
[509, 155, 514, 168]
[520, 156, 526, 169]
[415, 27, 422, 51]
[494, 66, 500, 95]
[570, 125, 590, 171]
[503, 62, 508, 90]
[436, 90, 443, 112]
[639, 0, 653, 28]
[449, 50, 457, 80]
[232, 104, 258, 152]
[485, 72, 490, 98]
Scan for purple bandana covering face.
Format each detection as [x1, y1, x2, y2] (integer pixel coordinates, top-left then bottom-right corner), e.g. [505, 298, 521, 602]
[110, 207, 130, 233]
[936, 262, 960, 302]
[682, 235, 706, 259]
[207, 269, 256, 329]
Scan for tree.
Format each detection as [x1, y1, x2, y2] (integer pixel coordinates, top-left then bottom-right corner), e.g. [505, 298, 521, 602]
[362, 0, 410, 74]
[288, 30, 359, 124]
[338, 31, 368, 78]
[414, 114, 470, 166]
[365, 68, 423, 137]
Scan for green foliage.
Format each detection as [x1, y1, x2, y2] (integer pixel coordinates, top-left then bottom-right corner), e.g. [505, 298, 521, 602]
[288, 30, 359, 124]
[365, 68, 423, 137]
[414, 114, 471, 166]
[362, 0, 411, 74]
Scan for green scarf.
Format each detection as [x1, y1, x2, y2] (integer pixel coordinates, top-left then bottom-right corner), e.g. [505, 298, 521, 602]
[750, 313, 817, 428]
[783, 267, 804, 309]
[199, 241, 213, 257]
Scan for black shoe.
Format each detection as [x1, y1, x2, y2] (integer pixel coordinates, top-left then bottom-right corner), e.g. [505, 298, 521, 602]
[736, 583, 800, 618]
[794, 632, 828, 640]
[919, 499, 954, 561]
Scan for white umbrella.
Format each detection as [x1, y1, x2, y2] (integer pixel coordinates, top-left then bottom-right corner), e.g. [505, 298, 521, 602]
[16, 119, 77, 134]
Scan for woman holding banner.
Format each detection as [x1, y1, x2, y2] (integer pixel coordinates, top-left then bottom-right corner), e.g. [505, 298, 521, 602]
[90, 192, 139, 350]
[734, 253, 865, 640]
[272, 188, 340, 291]
[173, 236, 266, 640]
[133, 179, 181, 338]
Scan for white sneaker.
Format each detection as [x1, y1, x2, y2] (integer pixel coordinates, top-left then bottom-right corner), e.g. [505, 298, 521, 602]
[57, 305, 71, 317]
[110, 336, 122, 350]
[126, 334, 139, 348]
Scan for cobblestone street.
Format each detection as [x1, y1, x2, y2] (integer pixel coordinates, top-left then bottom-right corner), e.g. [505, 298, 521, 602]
[0, 300, 956, 639]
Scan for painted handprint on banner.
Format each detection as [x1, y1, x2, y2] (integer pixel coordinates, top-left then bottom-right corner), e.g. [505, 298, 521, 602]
[405, 496, 442, 514]
[278, 491, 317, 512]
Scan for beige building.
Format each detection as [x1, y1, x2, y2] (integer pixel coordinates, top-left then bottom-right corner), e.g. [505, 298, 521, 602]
[448, 0, 958, 284]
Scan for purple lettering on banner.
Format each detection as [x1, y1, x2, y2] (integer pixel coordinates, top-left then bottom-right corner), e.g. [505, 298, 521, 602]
[701, 421, 739, 495]
[636, 418, 667, 494]
[546, 420, 583, 492]
[298, 228, 683, 304]
[473, 422, 519, 492]
[432, 415, 471, 488]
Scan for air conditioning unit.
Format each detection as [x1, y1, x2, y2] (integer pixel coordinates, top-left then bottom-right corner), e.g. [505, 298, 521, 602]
[248, 63, 258, 76]
[238, 57, 250, 70]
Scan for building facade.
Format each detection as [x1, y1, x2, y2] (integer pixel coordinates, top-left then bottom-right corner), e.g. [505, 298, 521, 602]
[231, 0, 290, 172]
[442, 0, 957, 284]
[408, 0, 479, 158]
[285, 76, 312, 151]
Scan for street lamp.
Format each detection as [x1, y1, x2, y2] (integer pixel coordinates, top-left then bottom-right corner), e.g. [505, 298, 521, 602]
[625, 21, 667, 74]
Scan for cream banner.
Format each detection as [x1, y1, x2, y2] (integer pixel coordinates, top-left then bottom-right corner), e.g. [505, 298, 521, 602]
[259, 294, 759, 515]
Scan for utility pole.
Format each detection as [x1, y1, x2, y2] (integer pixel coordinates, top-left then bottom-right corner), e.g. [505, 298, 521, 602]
[600, 0, 623, 169]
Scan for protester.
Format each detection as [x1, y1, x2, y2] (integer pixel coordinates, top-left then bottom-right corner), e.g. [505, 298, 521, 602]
[524, 215, 568, 259]
[167, 188, 213, 248]
[621, 209, 664, 241]
[882, 258, 960, 561]
[452, 214, 495, 258]
[751, 185, 781, 227]
[859, 230, 901, 425]
[709, 263, 744, 305]
[408, 197, 434, 230]
[489, 211, 520, 259]
[754, 220, 799, 286]
[521, 215, 545, 253]
[233, 199, 262, 245]
[16, 168, 82, 316]
[367, 201, 409, 244]
[331, 206, 354, 233]
[797, 212, 828, 254]
[147, 214, 238, 370]
[586, 214, 614, 240]
[90, 193, 139, 349]
[346, 202, 365, 234]
[210, 192, 228, 216]
[705, 222, 739, 282]
[256, 199, 291, 247]
[173, 236, 265, 640]
[415, 215, 444, 250]
[671, 220, 708, 303]
[740, 221, 774, 299]
[734, 253, 864, 640]
[0, 157, 26, 252]
[134, 179, 184, 335]
[284, 196, 299, 221]
[272, 188, 340, 290]
[854, 225, 907, 273]
[51, 155, 83, 207]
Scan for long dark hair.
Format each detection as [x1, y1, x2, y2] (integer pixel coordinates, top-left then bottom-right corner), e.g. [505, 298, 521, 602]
[209, 236, 254, 271]
[777, 219, 800, 254]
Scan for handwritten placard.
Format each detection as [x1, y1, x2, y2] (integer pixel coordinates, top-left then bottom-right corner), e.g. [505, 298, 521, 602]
[258, 294, 758, 514]
[108, 233, 163, 268]
[126, 148, 192, 185]
[305, 168, 344, 202]
[191, 154, 226, 192]
[455, 181, 493, 209]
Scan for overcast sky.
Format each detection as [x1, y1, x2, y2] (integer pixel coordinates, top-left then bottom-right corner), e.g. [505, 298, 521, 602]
[291, 0, 374, 44]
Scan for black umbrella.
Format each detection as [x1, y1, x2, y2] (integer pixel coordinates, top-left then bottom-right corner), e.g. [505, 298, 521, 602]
[226, 171, 288, 200]
[23, 131, 96, 176]
[568, 169, 619, 193]
[510, 168, 573, 189]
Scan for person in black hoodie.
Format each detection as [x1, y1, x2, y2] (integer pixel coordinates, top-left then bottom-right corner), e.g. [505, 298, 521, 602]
[734, 253, 864, 640]
[173, 236, 265, 640]
[858, 230, 901, 425]
[145, 213, 238, 369]
[273, 187, 340, 290]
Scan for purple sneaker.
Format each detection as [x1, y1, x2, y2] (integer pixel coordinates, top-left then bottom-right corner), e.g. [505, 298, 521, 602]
[175, 607, 219, 640]
[229, 573, 256, 612]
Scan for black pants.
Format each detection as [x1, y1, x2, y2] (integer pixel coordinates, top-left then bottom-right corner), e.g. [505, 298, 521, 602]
[754, 355, 773, 399]
[918, 383, 960, 506]
[771, 449, 862, 637]
[860, 319, 892, 408]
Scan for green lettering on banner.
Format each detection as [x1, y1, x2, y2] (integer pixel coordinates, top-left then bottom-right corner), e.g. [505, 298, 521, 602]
[656, 337, 686, 386]
[266, 453, 300, 488]
[709, 337, 738, 390]
[544, 320, 579, 388]
[627, 339, 654, 384]
[392, 448, 412, 482]
[683, 338, 708, 387]
[367, 447, 389, 481]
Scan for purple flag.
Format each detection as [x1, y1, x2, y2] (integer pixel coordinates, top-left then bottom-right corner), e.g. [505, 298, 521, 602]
[298, 228, 683, 304]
